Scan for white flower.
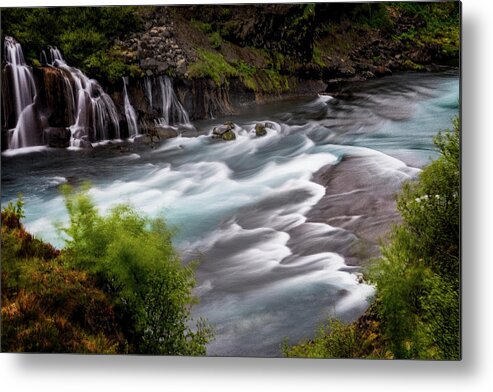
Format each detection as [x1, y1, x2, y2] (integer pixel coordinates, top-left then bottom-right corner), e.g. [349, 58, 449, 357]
[415, 198, 421, 203]
[435, 194, 440, 199]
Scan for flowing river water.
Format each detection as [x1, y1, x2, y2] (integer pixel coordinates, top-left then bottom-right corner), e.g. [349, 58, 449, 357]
[1, 71, 459, 356]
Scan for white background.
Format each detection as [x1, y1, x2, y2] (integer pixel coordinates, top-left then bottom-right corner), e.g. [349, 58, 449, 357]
[1, 0, 491, 390]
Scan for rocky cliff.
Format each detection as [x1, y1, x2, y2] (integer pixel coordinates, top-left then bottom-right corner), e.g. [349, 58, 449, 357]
[1, 3, 460, 150]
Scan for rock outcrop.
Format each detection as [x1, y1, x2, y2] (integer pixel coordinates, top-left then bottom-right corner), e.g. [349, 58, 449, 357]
[212, 122, 236, 141]
[117, 8, 189, 77]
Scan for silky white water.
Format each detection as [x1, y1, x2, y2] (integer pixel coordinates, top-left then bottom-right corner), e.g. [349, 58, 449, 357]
[4, 36, 38, 149]
[123, 76, 139, 137]
[1, 71, 459, 356]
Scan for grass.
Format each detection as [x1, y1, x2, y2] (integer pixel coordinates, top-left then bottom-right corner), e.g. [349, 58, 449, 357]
[188, 49, 238, 85]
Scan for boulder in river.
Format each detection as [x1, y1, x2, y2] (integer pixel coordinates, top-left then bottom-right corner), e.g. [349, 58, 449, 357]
[212, 122, 237, 141]
[255, 123, 267, 137]
[155, 126, 179, 139]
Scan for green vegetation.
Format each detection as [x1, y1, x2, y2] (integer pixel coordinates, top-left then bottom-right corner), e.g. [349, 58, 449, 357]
[190, 19, 222, 49]
[188, 48, 238, 85]
[2, 3, 459, 91]
[1, 187, 213, 354]
[1, 7, 144, 83]
[187, 46, 291, 94]
[285, 117, 460, 360]
[391, 2, 460, 59]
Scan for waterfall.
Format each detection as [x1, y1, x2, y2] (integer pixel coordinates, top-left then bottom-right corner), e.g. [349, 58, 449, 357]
[157, 76, 190, 126]
[144, 76, 153, 111]
[4, 37, 36, 119]
[4, 36, 39, 149]
[49, 47, 64, 65]
[143, 75, 191, 127]
[123, 77, 139, 137]
[143, 76, 190, 127]
[40, 50, 48, 65]
[49, 48, 121, 143]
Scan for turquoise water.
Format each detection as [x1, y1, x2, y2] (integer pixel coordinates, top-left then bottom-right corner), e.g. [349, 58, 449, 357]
[1, 71, 459, 356]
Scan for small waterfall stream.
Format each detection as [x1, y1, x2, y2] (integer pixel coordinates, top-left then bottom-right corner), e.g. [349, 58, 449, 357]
[2, 39, 125, 149]
[144, 75, 191, 127]
[49, 47, 121, 144]
[4, 36, 39, 149]
[4, 37, 36, 119]
[123, 77, 139, 137]
[3, 37, 194, 150]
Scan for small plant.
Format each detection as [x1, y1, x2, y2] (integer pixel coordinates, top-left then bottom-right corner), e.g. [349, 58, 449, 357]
[3, 196, 25, 221]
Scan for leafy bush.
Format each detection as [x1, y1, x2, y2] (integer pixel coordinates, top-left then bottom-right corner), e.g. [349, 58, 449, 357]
[391, 2, 460, 59]
[1, 7, 143, 81]
[188, 49, 238, 85]
[283, 319, 359, 358]
[1, 198, 123, 353]
[1, 187, 213, 355]
[285, 117, 460, 359]
[370, 117, 460, 359]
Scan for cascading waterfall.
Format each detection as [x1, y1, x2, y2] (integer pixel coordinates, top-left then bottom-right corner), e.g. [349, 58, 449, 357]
[2, 39, 126, 150]
[3, 38, 192, 150]
[4, 37, 36, 119]
[4, 36, 40, 149]
[158, 76, 190, 126]
[144, 76, 153, 111]
[49, 47, 121, 144]
[143, 75, 190, 127]
[49, 46, 64, 65]
[123, 77, 139, 137]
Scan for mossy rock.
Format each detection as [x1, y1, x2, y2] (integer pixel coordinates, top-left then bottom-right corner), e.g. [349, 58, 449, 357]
[212, 122, 237, 141]
[221, 129, 236, 141]
[255, 123, 267, 137]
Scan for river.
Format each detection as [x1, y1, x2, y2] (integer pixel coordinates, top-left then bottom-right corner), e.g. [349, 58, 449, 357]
[1, 70, 459, 356]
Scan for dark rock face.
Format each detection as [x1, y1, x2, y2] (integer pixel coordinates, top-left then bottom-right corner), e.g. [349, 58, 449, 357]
[181, 4, 316, 61]
[44, 127, 71, 148]
[34, 67, 76, 128]
[176, 79, 235, 120]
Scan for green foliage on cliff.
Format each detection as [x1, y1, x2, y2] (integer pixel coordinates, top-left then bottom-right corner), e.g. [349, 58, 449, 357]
[1, 187, 213, 355]
[1, 7, 143, 83]
[188, 49, 238, 85]
[285, 117, 460, 360]
[391, 2, 460, 59]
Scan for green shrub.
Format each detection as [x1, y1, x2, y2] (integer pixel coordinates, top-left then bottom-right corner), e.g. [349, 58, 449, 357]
[391, 2, 459, 58]
[209, 31, 223, 49]
[1, 7, 143, 77]
[1, 199, 123, 353]
[2, 188, 213, 355]
[59, 185, 213, 355]
[370, 117, 460, 359]
[283, 319, 359, 358]
[188, 49, 238, 85]
[285, 117, 460, 359]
